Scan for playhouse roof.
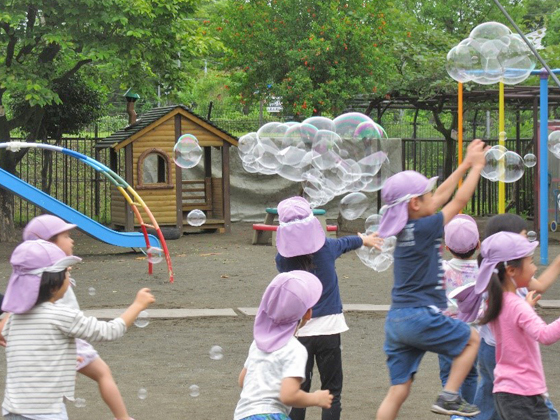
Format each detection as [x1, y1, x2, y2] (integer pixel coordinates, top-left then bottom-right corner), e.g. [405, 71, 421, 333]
[95, 105, 238, 150]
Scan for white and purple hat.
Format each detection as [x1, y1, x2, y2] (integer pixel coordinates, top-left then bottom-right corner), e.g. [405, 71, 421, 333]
[1, 240, 81, 314]
[378, 171, 438, 238]
[254, 271, 323, 352]
[23, 214, 76, 241]
[444, 214, 480, 254]
[276, 196, 326, 258]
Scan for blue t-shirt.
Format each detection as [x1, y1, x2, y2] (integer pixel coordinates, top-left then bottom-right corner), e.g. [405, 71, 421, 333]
[391, 212, 446, 309]
[276, 236, 363, 318]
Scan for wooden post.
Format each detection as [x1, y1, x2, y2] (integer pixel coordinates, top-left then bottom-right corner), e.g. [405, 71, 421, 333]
[175, 114, 183, 232]
[222, 143, 231, 233]
[124, 144, 134, 232]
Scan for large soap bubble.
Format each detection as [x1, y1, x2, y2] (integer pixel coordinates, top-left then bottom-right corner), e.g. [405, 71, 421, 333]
[174, 134, 203, 169]
[447, 21, 536, 85]
[481, 146, 525, 183]
[339, 192, 369, 220]
[549, 131, 560, 159]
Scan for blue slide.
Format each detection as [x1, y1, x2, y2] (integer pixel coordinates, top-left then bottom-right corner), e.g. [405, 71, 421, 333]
[0, 167, 161, 249]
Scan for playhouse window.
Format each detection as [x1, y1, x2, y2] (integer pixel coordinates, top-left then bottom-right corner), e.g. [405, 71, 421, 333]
[137, 148, 173, 189]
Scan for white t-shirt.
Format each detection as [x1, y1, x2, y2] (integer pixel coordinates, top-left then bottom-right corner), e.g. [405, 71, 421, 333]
[296, 313, 348, 337]
[234, 337, 307, 420]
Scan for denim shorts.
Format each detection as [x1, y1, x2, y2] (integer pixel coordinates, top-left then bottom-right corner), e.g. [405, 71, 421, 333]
[384, 306, 471, 385]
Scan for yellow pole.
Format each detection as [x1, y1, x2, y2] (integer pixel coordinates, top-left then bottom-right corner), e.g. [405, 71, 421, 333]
[458, 82, 463, 188]
[498, 82, 505, 214]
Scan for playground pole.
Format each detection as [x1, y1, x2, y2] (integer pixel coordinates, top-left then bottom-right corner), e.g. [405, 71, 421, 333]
[458, 82, 463, 188]
[540, 70, 549, 265]
[498, 82, 505, 214]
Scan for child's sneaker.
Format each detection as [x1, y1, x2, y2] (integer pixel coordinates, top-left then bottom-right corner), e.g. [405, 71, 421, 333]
[431, 394, 480, 417]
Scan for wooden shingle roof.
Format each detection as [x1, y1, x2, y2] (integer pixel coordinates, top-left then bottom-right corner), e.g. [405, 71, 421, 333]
[95, 105, 238, 149]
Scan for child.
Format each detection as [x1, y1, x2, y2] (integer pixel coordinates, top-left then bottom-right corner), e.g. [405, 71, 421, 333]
[21, 214, 134, 420]
[375, 139, 487, 420]
[1, 239, 155, 419]
[439, 215, 481, 420]
[274, 196, 383, 420]
[234, 270, 333, 420]
[477, 231, 560, 420]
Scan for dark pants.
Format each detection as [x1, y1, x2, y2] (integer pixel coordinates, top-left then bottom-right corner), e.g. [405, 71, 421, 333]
[290, 334, 342, 420]
[494, 392, 549, 420]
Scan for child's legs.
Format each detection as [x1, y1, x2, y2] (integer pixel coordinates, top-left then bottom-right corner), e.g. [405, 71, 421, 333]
[438, 353, 478, 403]
[315, 334, 343, 420]
[473, 339, 500, 420]
[289, 337, 316, 420]
[494, 392, 549, 420]
[79, 357, 129, 419]
[376, 379, 413, 420]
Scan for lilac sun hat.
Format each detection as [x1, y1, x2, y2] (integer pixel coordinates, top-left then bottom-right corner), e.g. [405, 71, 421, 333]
[378, 171, 438, 238]
[444, 214, 480, 254]
[276, 196, 326, 258]
[1, 240, 82, 314]
[451, 231, 538, 322]
[254, 270, 323, 352]
[23, 214, 77, 241]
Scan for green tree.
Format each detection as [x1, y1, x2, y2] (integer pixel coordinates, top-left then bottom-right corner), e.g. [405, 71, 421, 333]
[0, 0, 218, 240]
[215, 0, 390, 119]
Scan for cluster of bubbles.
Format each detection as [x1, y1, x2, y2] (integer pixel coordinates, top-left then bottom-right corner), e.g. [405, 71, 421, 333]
[355, 214, 397, 272]
[547, 131, 560, 159]
[173, 134, 203, 169]
[480, 135, 535, 183]
[187, 209, 207, 226]
[447, 21, 536, 85]
[238, 113, 390, 208]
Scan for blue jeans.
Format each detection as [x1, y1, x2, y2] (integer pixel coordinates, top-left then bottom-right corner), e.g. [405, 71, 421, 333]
[438, 353, 478, 403]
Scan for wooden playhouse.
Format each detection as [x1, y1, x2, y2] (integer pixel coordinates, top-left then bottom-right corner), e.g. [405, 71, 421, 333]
[95, 105, 238, 235]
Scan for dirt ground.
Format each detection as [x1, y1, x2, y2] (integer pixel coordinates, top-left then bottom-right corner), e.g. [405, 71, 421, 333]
[2, 221, 560, 420]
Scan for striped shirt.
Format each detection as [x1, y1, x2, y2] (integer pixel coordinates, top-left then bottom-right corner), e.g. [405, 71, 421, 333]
[2, 301, 126, 415]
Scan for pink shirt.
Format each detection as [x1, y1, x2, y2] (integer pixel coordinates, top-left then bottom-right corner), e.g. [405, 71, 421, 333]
[490, 292, 560, 396]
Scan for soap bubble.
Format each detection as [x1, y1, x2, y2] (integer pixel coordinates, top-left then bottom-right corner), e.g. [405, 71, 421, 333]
[523, 153, 536, 168]
[549, 131, 560, 158]
[146, 246, 163, 264]
[372, 253, 394, 272]
[527, 231, 537, 242]
[209, 345, 223, 360]
[138, 388, 147, 400]
[189, 384, 200, 397]
[481, 148, 506, 181]
[174, 134, 203, 169]
[134, 311, 149, 328]
[355, 245, 379, 268]
[88, 287, 96, 296]
[364, 214, 382, 234]
[339, 192, 369, 220]
[502, 151, 525, 183]
[380, 236, 397, 254]
[74, 398, 86, 408]
[187, 209, 206, 227]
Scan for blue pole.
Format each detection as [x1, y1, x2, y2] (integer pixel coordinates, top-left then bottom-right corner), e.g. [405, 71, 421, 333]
[540, 70, 549, 265]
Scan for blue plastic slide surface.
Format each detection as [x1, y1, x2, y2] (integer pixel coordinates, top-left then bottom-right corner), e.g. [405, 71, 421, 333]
[0, 167, 161, 249]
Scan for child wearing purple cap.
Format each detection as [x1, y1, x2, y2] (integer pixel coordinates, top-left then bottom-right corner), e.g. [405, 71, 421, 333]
[477, 232, 560, 420]
[1, 240, 155, 420]
[1, 214, 135, 420]
[234, 271, 333, 420]
[274, 195, 382, 420]
[375, 139, 487, 419]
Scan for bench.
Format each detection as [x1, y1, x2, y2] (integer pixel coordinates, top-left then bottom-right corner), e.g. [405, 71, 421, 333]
[252, 223, 338, 245]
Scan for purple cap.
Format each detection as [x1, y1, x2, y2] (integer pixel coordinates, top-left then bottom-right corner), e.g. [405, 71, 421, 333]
[23, 215, 77, 241]
[1, 240, 82, 314]
[254, 270, 323, 352]
[378, 171, 438, 238]
[476, 232, 538, 294]
[444, 214, 480, 254]
[276, 196, 326, 258]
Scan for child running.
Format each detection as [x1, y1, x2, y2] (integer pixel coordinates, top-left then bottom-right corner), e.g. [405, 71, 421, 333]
[19, 214, 135, 420]
[1, 239, 155, 419]
[274, 196, 382, 420]
[375, 139, 488, 419]
[234, 270, 333, 420]
[477, 231, 560, 419]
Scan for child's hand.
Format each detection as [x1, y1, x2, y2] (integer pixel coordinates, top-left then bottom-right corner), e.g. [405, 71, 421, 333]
[134, 288, 155, 310]
[313, 390, 333, 409]
[526, 290, 542, 307]
[358, 232, 383, 250]
[464, 139, 488, 169]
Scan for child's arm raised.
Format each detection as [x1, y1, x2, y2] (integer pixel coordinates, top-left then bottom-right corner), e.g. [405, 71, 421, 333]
[528, 254, 560, 293]
[119, 288, 155, 328]
[280, 377, 333, 409]
[441, 140, 487, 225]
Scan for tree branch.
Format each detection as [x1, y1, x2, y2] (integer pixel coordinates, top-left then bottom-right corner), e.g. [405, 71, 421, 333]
[54, 59, 93, 84]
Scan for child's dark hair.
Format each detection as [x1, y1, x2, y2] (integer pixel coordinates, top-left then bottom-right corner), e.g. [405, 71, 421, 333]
[285, 254, 315, 272]
[35, 269, 67, 306]
[484, 214, 527, 239]
[479, 258, 523, 325]
[449, 246, 477, 260]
